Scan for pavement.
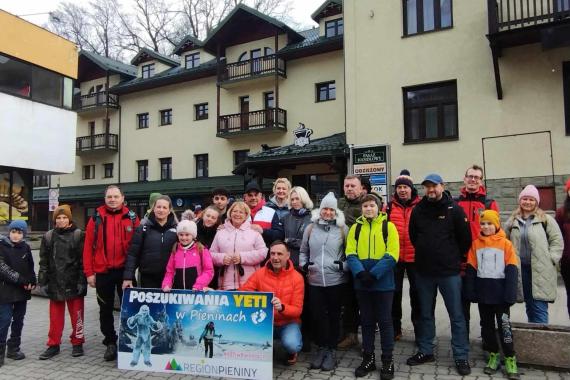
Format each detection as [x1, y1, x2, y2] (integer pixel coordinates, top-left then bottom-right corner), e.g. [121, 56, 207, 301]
[1, 252, 569, 379]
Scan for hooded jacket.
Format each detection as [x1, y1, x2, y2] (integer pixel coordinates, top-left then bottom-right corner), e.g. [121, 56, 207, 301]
[38, 225, 87, 300]
[409, 191, 472, 276]
[282, 208, 312, 267]
[299, 209, 349, 287]
[387, 195, 420, 263]
[123, 213, 178, 280]
[456, 186, 499, 242]
[0, 236, 35, 303]
[266, 196, 289, 220]
[162, 242, 214, 290]
[210, 219, 267, 290]
[338, 195, 363, 227]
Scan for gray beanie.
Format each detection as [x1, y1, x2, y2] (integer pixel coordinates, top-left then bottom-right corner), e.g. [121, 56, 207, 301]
[319, 192, 338, 210]
[176, 220, 197, 238]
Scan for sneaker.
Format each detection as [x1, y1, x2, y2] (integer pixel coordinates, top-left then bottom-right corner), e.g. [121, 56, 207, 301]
[380, 358, 395, 380]
[337, 333, 359, 350]
[39, 345, 60, 360]
[484, 352, 500, 375]
[309, 347, 327, 369]
[286, 352, 297, 366]
[103, 344, 117, 361]
[71, 344, 84, 357]
[355, 351, 376, 377]
[321, 349, 337, 371]
[455, 359, 471, 376]
[406, 352, 435, 366]
[6, 348, 25, 360]
[504, 356, 520, 380]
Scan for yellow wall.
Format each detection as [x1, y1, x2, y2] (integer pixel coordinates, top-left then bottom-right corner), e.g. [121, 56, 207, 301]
[136, 60, 172, 77]
[225, 35, 288, 62]
[0, 10, 77, 78]
[180, 49, 216, 66]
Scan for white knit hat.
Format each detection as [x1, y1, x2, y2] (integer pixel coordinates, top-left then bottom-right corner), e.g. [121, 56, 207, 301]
[176, 220, 197, 238]
[319, 192, 338, 210]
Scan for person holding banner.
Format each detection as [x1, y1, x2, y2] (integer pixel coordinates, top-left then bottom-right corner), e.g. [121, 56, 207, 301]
[210, 201, 267, 290]
[240, 241, 304, 366]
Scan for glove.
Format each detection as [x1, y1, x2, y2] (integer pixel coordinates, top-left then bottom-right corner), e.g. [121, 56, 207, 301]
[356, 271, 375, 288]
[333, 260, 344, 272]
[302, 261, 314, 273]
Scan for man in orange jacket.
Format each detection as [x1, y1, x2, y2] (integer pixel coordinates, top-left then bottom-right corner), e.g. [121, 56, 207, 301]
[240, 240, 304, 366]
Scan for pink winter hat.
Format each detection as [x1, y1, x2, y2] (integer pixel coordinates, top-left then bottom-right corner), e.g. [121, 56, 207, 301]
[518, 185, 540, 204]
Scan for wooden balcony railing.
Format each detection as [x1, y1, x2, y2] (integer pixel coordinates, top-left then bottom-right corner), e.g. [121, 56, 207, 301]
[217, 108, 287, 137]
[219, 55, 286, 83]
[73, 91, 119, 111]
[488, 0, 570, 33]
[76, 133, 118, 154]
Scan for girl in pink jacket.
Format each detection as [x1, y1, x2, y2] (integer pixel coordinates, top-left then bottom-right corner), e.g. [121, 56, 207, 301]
[210, 202, 267, 290]
[162, 220, 213, 291]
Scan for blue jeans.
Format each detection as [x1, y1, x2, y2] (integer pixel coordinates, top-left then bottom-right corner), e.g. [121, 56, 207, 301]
[0, 301, 27, 348]
[415, 273, 469, 360]
[521, 264, 549, 323]
[274, 323, 302, 354]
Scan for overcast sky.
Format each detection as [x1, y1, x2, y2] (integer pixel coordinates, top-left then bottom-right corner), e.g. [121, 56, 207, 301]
[0, 0, 323, 30]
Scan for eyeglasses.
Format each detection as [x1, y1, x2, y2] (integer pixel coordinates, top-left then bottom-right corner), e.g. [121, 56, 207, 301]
[465, 175, 482, 181]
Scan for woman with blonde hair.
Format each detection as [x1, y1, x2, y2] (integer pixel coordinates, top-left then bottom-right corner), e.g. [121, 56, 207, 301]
[267, 178, 292, 220]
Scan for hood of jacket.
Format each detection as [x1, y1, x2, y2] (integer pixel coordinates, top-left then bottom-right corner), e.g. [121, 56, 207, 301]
[267, 196, 288, 210]
[391, 194, 421, 208]
[223, 217, 253, 232]
[418, 190, 454, 209]
[0, 235, 26, 248]
[146, 212, 178, 231]
[265, 259, 295, 274]
[310, 208, 346, 228]
[459, 185, 488, 198]
[476, 228, 507, 243]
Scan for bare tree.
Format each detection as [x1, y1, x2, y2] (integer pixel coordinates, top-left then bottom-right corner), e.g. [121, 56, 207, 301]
[89, 0, 124, 59]
[48, 3, 93, 52]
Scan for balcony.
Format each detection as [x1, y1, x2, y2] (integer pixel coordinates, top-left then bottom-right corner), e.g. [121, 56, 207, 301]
[218, 55, 286, 88]
[217, 108, 287, 138]
[76, 133, 118, 155]
[73, 91, 119, 114]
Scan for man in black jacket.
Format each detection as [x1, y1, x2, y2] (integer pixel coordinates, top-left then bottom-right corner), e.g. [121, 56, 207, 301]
[407, 174, 472, 376]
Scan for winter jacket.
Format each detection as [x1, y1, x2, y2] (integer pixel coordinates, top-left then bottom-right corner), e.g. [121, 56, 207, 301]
[83, 205, 140, 277]
[456, 186, 499, 242]
[505, 208, 563, 302]
[196, 219, 218, 248]
[464, 230, 519, 305]
[162, 242, 213, 290]
[409, 191, 472, 276]
[338, 195, 363, 227]
[555, 199, 570, 270]
[249, 199, 284, 246]
[123, 213, 178, 281]
[282, 208, 312, 267]
[240, 259, 304, 326]
[299, 210, 349, 287]
[38, 225, 87, 301]
[386, 195, 420, 263]
[210, 219, 267, 290]
[0, 236, 35, 304]
[346, 214, 399, 291]
[266, 196, 289, 220]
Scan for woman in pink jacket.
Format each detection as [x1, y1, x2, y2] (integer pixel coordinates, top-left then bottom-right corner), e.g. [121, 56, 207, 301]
[210, 201, 267, 290]
[162, 220, 213, 291]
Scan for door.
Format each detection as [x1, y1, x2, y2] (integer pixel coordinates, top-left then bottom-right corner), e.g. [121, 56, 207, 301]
[264, 92, 275, 127]
[251, 49, 262, 74]
[240, 96, 250, 130]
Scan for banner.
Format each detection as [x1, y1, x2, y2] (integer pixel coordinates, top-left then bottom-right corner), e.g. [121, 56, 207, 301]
[118, 288, 274, 380]
[350, 144, 391, 200]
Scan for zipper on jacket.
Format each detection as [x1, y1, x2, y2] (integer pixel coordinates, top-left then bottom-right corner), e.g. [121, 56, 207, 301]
[368, 219, 372, 260]
[183, 248, 186, 290]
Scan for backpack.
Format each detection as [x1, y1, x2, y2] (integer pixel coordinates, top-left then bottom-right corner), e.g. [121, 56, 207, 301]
[91, 209, 137, 252]
[45, 228, 82, 253]
[354, 218, 389, 249]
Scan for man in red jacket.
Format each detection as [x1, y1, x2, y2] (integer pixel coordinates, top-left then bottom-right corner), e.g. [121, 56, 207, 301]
[240, 241, 304, 366]
[83, 185, 139, 361]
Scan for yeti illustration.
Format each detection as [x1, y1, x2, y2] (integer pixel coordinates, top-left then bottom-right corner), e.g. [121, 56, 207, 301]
[127, 305, 163, 367]
[198, 322, 222, 358]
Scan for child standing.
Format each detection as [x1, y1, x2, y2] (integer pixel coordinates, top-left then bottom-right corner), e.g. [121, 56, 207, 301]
[465, 210, 520, 379]
[162, 220, 214, 291]
[0, 220, 36, 366]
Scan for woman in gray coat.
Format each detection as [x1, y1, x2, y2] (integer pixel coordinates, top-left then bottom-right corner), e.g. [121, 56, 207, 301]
[299, 192, 349, 371]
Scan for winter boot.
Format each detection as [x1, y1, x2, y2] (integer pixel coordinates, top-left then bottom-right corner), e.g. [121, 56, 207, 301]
[71, 344, 84, 357]
[504, 356, 520, 380]
[0, 345, 5, 367]
[309, 346, 327, 370]
[6, 346, 25, 360]
[484, 352, 500, 375]
[380, 356, 395, 380]
[355, 351, 376, 377]
[321, 349, 337, 371]
[103, 343, 117, 361]
[39, 345, 60, 360]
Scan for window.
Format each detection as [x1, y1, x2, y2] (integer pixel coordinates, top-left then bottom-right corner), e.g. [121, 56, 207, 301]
[404, 0, 452, 36]
[160, 109, 172, 126]
[33, 175, 49, 187]
[238, 52, 248, 62]
[82, 165, 95, 180]
[137, 160, 148, 182]
[264, 47, 274, 56]
[564, 62, 570, 135]
[403, 80, 458, 143]
[103, 163, 114, 178]
[160, 157, 172, 180]
[195, 154, 208, 178]
[264, 92, 274, 109]
[185, 53, 200, 69]
[316, 81, 336, 102]
[325, 18, 344, 37]
[195, 103, 208, 120]
[137, 113, 149, 129]
[142, 64, 155, 79]
[234, 150, 249, 167]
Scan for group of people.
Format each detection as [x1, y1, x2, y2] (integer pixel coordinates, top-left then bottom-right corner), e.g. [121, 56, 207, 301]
[0, 168, 568, 380]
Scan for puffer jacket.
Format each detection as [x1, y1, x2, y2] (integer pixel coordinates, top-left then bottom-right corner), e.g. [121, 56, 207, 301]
[387, 195, 420, 263]
[346, 214, 400, 291]
[299, 210, 349, 287]
[555, 199, 570, 269]
[505, 208, 563, 302]
[456, 186, 499, 242]
[0, 236, 35, 303]
[338, 195, 363, 227]
[240, 259, 304, 326]
[282, 208, 312, 266]
[162, 242, 213, 290]
[38, 225, 87, 301]
[266, 196, 289, 220]
[123, 213, 178, 280]
[210, 219, 267, 290]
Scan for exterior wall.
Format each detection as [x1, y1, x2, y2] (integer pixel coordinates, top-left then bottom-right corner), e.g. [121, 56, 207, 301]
[344, 0, 570, 185]
[136, 60, 173, 77]
[79, 74, 122, 93]
[180, 49, 216, 66]
[319, 14, 343, 37]
[225, 35, 288, 62]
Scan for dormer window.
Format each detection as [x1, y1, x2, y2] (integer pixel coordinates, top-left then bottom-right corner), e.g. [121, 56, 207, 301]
[185, 52, 200, 69]
[142, 63, 155, 79]
[325, 18, 343, 37]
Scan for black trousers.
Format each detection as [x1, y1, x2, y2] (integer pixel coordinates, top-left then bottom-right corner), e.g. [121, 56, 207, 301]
[392, 262, 420, 334]
[96, 269, 124, 345]
[204, 338, 213, 358]
[309, 283, 346, 349]
[356, 290, 394, 358]
[139, 272, 163, 289]
[478, 303, 515, 357]
[341, 277, 359, 335]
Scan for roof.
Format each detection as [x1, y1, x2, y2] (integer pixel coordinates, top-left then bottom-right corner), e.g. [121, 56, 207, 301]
[311, 0, 343, 22]
[131, 47, 179, 67]
[79, 50, 137, 77]
[173, 35, 204, 56]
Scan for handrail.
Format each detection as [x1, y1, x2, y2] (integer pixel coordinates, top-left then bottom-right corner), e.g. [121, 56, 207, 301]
[488, 0, 570, 33]
[219, 54, 286, 82]
[217, 108, 287, 135]
[76, 133, 118, 152]
[74, 91, 119, 110]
